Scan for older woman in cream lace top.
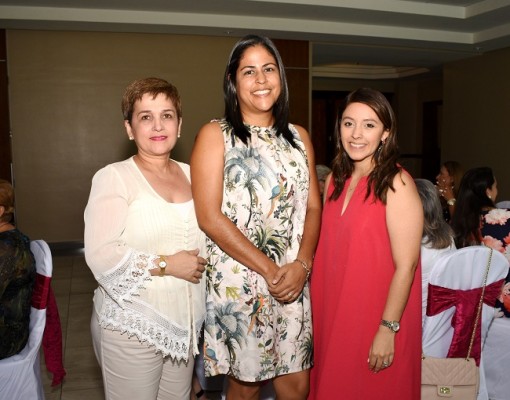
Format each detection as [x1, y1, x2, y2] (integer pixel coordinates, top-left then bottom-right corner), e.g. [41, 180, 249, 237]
[85, 78, 206, 400]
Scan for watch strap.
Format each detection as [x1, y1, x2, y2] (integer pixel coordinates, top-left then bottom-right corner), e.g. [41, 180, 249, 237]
[158, 255, 167, 277]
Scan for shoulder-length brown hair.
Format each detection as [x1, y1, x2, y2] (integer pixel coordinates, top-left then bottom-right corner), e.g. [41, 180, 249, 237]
[330, 88, 400, 203]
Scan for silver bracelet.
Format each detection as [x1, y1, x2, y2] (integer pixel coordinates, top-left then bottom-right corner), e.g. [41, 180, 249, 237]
[295, 258, 311, 280]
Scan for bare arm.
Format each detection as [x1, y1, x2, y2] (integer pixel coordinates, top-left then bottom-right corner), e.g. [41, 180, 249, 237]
[368, 171, 423, 372]
[270, 125, 322, 300]
[294, 125, 322, 268]
[190, 122, 280, 284]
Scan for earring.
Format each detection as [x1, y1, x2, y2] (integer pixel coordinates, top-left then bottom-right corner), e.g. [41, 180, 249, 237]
[129, 136, 134, 141]
[488, 195, 492, 199]
[177, 132, 181, 138]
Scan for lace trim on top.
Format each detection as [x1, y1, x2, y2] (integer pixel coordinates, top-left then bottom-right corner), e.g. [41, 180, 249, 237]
[99, 295, 192, 360]
[96, 250, 154, 306]
[96, 249, 197, 360]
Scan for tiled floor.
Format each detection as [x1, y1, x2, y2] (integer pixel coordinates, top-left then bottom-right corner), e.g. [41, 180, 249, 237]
[42, 249, 104, 400]
[42, 248, 223, 400]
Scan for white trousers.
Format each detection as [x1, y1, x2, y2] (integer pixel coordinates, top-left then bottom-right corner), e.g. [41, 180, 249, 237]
[91, 311, 194, 400]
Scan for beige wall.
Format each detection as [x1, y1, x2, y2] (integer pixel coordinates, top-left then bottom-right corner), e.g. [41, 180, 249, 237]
[442, 47, 510, 200]
[8, 30, 237, 242]
[9, 29, 510, 243]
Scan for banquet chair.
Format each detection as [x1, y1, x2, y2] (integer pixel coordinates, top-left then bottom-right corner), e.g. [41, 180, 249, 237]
[483, 299, 510, 400]
[496, 200, 510, 209]
[0, 239, 53, 400]
[422, 245, 509, 400]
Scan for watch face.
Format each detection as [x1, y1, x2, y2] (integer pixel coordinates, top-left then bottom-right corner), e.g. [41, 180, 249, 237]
[381, 320, 400, 332]
[158, 260, 167, 268]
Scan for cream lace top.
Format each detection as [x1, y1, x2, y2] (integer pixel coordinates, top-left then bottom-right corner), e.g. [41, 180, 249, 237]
[84, 157, 206, 361]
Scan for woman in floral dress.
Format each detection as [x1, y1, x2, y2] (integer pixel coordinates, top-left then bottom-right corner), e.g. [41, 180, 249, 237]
[191, 35, 321, 399]
[451, 166, 510, 316]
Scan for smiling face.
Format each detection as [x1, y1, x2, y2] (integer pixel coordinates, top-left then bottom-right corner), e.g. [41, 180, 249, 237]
[340, 102, 389, 172]
[125, 92, 181, 158]
[235, 44, 281, 125]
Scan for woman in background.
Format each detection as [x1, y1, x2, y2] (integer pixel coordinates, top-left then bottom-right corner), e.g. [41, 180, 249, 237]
[450, 166, 510, 317]
[315, 164, 331, 197]
[85, 77, 207, 400]
[0, 179, 35, 360]
[310, 88, 422, 399]
[435, 160, 464, 222]
[415, 178, 456, 326]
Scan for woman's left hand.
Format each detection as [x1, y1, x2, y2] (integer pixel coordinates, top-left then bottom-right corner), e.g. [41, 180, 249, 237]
[268, 261, 308, 303]
[368, 327, 395, 373]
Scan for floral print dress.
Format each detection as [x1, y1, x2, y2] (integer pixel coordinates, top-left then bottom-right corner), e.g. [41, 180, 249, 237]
[203, 119, 312, 382]
[481, 208, 510, 317]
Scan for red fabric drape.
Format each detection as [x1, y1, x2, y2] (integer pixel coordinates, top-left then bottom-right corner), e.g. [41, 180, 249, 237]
[427, 279, 504, 366]
[31, 274, 51, 309]
[30, 273, 67, 386]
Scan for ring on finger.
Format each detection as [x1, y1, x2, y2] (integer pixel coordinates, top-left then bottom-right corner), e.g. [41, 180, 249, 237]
[382, 361, 389, 367]
[287, 292, 293, 298]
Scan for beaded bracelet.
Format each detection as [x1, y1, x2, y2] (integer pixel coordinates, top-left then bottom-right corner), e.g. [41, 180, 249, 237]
[295, 258, 312, 280]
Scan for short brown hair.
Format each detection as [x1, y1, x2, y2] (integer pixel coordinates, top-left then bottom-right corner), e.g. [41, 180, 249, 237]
[0, 179, 15, 223]
[121, 77, 182, 123]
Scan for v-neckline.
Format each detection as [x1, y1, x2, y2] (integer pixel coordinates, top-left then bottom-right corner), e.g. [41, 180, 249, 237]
[340, 176, 365, 216]
[130, 157, 192, 205]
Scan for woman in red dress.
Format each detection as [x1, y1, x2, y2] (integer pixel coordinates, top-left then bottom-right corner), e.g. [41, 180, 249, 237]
[309, 88, 423, 399]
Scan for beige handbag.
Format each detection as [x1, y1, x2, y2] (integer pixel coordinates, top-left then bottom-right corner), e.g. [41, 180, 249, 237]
[421, 248, 493, 399]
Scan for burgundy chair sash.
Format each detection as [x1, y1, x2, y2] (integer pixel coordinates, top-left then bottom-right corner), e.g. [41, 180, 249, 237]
[29, 272, 66, 386]
[31, 273, 51, 309]
[427, 279, 505, 366]
[43, 285, 66, 386]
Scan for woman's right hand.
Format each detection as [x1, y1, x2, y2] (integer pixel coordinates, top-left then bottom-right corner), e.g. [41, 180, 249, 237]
[151, 249, 207, 284]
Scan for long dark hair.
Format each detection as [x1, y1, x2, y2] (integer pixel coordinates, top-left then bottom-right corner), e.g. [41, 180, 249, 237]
[443, 160, 464, 197]
[451, 167, 495, 248]
[223, 34, 296, 147]
[330, 88, 400, 203]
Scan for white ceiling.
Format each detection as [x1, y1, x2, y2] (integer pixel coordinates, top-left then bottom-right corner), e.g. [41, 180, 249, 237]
[1, 0, 510, 77]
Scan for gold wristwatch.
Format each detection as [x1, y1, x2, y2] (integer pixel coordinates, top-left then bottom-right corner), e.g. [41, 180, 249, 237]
[158, 255, 167, 277]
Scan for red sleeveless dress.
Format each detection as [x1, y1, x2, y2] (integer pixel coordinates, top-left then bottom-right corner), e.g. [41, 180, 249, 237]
[309, 176, 421, 399]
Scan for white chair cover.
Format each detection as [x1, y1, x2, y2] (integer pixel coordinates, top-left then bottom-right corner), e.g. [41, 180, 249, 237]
[0, 239, 53, 400]
[484, 309, 510, 399]
[496, 200, 510, 209]
[422, 245, 509, 400]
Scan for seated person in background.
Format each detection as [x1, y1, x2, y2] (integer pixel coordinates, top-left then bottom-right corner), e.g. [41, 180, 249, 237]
[0, 179, 36, 359]
[435, 160, 463, 222]
[316, 164, 331, 198]
[450, 167, 510, 317]
[415, 179, 456, 326]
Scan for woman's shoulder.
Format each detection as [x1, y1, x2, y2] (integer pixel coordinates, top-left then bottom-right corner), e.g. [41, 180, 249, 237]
[90, 157, 136, 188]
[95, 157, 134, 174]
[288, 123, 307, 138]
[173, 160, 190, 177]
[0, 229, 30, 254]
[196, 119, 226, 138]
[390, 167, 415, 189]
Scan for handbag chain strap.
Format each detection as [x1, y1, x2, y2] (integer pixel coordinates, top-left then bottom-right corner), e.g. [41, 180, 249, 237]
[465, 247, 493, 360]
